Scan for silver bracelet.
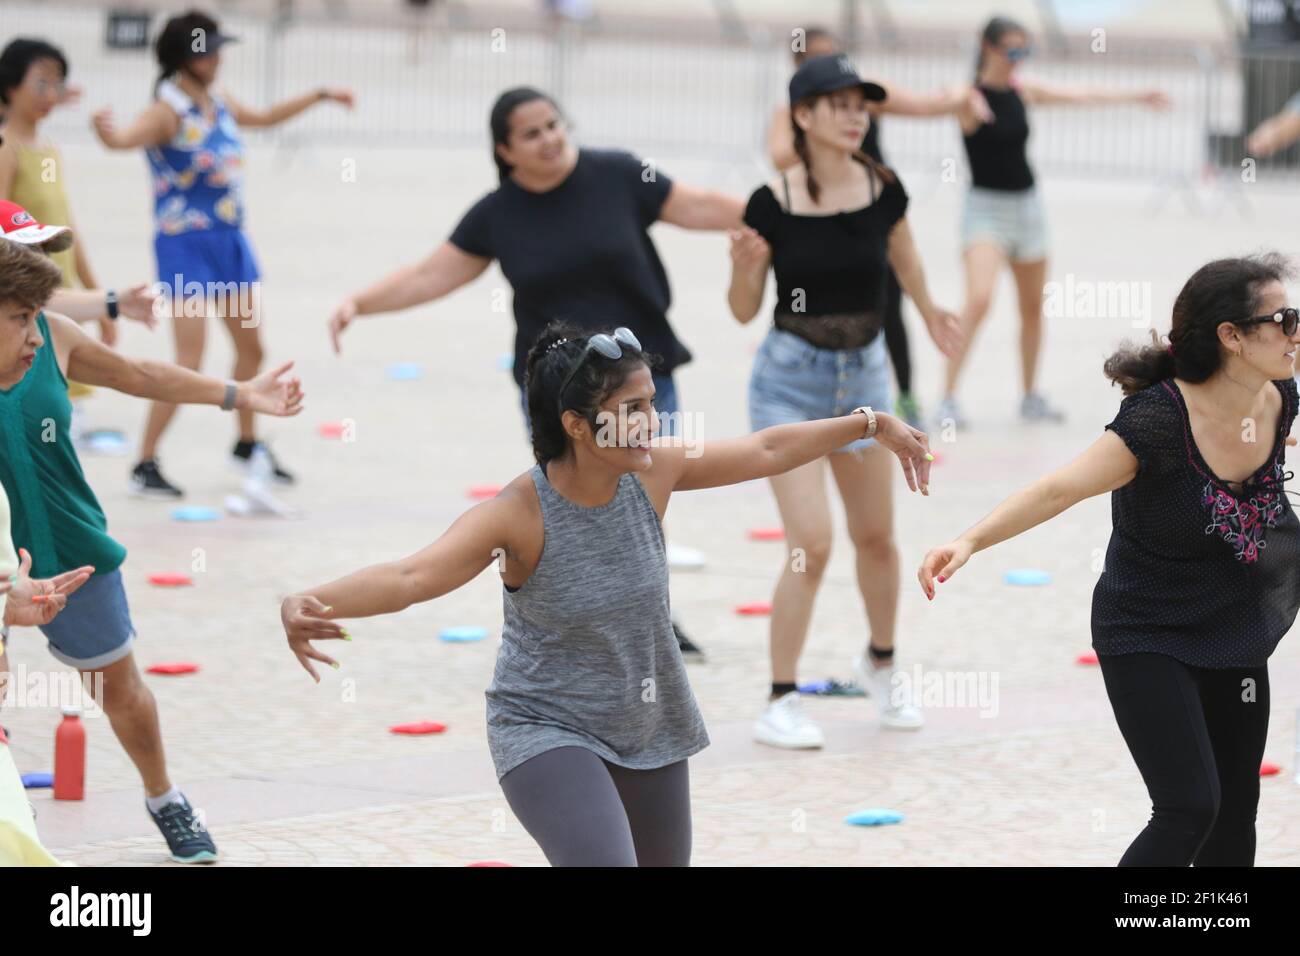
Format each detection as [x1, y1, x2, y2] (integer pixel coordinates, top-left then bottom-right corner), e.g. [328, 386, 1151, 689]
[221, 382, 238, 411]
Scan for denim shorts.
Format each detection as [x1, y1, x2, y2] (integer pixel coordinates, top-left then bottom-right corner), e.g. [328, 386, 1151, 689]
[748, 327, 892, 453]
[520, 372, 682, 438]
[961, 186, 1048, 262]
[36, 569, 136, 669]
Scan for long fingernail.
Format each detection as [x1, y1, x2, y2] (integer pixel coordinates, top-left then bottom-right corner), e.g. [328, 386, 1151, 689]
[938, 576, 946, 583]
[341, 630, 352, 641]
[924, 453, 935, 461]
[330, 661, 341, 670]
[322, 606, 333, 613]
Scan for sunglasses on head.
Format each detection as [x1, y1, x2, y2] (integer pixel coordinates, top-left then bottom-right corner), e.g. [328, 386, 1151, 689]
[557, 326, 642, 414]
[1237, 308, 1300, 337]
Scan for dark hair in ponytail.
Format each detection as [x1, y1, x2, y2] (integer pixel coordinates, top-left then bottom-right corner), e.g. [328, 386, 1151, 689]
[1103, 253, 1294, 397]
[490, 86, 562, 183]
[153, 10, 220, 96]
[523, 320, 657, 466]
[790, 94, 894, 205]
[974, 15, 1028, 82]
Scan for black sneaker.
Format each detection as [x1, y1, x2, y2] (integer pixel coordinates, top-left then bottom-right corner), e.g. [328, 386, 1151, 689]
[130, 459, 184, 499]
[673, 621, 706, 663]
[231, 440, 295, 485]
[148, 795, 218, 864]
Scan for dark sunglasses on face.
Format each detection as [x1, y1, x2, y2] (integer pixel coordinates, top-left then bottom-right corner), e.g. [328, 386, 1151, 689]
[557, 326, 642, 414]
[1238, 308, 1300, 337]
[1003, 45, 1032, 62]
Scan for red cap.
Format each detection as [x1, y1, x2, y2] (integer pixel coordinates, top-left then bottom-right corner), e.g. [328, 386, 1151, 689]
[0, 200, 73, 254]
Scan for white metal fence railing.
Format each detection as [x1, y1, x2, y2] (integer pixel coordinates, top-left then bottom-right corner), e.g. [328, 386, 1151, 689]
[5, 2, 1300, 181]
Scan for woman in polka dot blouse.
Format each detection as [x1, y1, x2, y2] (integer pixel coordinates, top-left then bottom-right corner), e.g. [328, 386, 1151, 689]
[919, 253, 1300, 866]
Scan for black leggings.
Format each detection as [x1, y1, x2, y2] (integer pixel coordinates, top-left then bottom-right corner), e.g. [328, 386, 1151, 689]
[881, 266, 911, 393]
[1099, 652, 1269, 866]
[499, 746, 692, 866]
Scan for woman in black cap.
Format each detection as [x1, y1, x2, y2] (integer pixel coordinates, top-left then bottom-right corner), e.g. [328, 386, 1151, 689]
[937, 15, 1168, 431]
[92, 8, 352, 498]
[327, 85, 745, 659]
[729, 53, 962, 749]
[767, 26, 990, 430]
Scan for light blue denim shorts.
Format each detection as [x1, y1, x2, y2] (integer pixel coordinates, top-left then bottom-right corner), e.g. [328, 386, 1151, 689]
[748, 326, 892, 453]
[962, 185, 1048, 262]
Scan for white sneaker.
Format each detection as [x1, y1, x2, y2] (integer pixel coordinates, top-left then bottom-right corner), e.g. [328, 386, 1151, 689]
[753, 691, 825, 749]
[933, 396, 967, 431]
[665, 542, 707, 570]
[853, 655, 923, 730]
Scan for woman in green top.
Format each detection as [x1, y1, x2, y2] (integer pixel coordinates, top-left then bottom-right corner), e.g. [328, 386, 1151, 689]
[0, 207, 302, 863]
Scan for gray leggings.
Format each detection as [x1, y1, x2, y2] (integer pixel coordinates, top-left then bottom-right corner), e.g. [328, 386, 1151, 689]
[499, 746, 692, 866]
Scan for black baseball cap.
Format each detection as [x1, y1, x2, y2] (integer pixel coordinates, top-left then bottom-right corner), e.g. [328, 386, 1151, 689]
[789, 54, 886, 106]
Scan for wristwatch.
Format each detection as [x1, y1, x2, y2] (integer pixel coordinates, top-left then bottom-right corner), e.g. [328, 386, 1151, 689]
[851, 405, 877, 439]
[220, 381, 238, 411]
[105, 289, 119, 321]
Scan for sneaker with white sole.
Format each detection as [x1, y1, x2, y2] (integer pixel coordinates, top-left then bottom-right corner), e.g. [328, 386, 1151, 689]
[853, 655, 923, 730]
[753, 691, 825, 749]
[130, 459, 184, 499]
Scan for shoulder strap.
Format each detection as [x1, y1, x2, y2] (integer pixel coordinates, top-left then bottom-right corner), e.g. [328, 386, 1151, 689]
[781, 172, 792, 211]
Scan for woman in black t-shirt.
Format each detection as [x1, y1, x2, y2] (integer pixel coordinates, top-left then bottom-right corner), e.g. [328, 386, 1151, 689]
[920, 254, 1300, 866]
[326, 85, 744, 659]
[938, 16, 1168, 431]
[729, 54, 961, 750]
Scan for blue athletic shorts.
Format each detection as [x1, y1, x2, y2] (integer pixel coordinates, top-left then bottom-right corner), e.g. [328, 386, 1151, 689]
[155, 227, 261, 306]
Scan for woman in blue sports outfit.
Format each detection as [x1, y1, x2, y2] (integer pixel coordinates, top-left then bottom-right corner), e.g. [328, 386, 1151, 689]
[92, 9, 352, 498]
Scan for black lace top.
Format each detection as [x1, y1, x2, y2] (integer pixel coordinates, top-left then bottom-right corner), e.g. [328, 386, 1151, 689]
[742, 163, 908, 350]
[1091, 377, 1300, 668]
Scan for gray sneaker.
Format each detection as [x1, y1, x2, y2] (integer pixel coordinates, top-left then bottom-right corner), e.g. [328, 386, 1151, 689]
[933, 396, 967, 431]
[1020, 392, 1066, 423]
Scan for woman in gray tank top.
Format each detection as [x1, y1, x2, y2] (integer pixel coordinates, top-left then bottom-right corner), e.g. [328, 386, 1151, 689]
[280, 320, 936, 866]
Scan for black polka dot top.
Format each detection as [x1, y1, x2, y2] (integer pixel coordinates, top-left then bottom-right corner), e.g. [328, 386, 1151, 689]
[1091, 377, 1300, 668]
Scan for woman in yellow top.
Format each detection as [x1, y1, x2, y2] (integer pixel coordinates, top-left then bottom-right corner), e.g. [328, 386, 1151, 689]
[0, 38, 162, 435]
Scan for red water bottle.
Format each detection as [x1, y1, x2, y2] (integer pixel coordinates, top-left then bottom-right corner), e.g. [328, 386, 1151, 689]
[53, 707, 85, 800]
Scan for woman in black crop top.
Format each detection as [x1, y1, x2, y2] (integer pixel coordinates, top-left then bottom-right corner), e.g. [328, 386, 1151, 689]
[766, 26, 993, 430]
[920, 254, 1300, 866]
[938, 16, 1168, 431]
[728, 54, 961, 750]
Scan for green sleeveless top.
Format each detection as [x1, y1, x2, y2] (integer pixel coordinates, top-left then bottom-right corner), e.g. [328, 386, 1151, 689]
[0, 313, 126, 578]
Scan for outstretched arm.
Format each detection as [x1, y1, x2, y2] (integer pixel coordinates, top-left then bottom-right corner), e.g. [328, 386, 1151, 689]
[46, 310, 301, 414]
[329, 241, 490, 354]
[917, 431, 1138, 599]
[659, 182, 745, 231]
[882, 82, 991, 119]
[1018, 78, 1169, 109]
[280, 496, 515, 680]
[1247, 97, 1300, 157]
[652, 410, 932, 498]
[222, 87, 354, 128]
[91, 101, 177, 150]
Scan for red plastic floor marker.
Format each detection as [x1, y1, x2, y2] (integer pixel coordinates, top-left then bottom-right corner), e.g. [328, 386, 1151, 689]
[1260, 761, 1281, 777]
[1075, 650, 1099, 665]
[735, 601, 773, 616]
[147, 572, 193, 587]
[747, 527, 785, 542]
[318, 421, 347, 439]
[389, 721, 447, 735]
[467, 861, 512, 867]
[467, 485, 503, 500]
[147, 662, 200, 675]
